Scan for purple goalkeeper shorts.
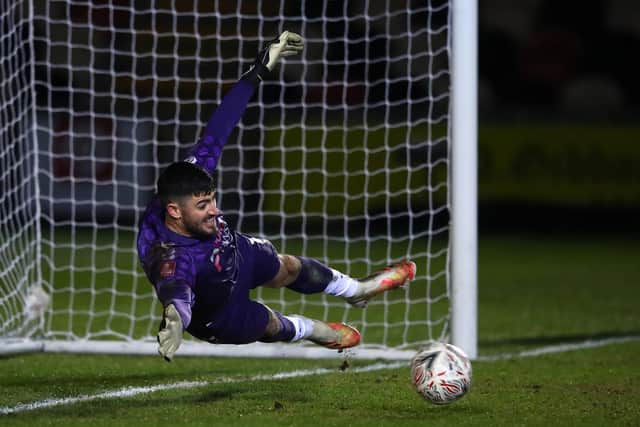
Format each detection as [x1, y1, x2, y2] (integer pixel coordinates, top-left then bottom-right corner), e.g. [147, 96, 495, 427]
[188, 233, 281, 344]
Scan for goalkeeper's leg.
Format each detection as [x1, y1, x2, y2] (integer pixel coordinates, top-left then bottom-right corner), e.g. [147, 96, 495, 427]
[343, 260, 417, 308]
[275, 255, 416, 308]
[259, 307, 361, 350]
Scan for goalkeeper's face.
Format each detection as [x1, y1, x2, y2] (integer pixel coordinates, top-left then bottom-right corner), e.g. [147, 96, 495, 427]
[178, 192, 220, 238]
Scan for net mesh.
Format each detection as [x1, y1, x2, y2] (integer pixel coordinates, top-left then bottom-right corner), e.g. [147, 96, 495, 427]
[3, 0, 451, 354]
[0, 0, 42, 339]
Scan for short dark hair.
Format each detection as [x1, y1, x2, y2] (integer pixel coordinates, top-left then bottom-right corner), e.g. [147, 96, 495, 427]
[156, 162, 215, 205]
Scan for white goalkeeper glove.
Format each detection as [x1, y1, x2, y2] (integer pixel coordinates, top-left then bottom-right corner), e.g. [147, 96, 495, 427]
[262, 30, 304, 71]
[157, 304, 183, 362]
[248, 30, 303, 80]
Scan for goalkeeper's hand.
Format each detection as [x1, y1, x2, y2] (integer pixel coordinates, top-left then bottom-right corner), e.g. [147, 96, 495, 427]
[157, 304, 183, 362]
[256, 31, 304, 72]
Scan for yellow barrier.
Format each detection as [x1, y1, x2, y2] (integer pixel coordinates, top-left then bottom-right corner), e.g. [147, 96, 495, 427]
[260, 123, 640, 214]
[480, 124, 640, 205]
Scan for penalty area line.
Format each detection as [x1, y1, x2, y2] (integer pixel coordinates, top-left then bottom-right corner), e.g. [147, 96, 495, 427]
[2, 335, 639, 415]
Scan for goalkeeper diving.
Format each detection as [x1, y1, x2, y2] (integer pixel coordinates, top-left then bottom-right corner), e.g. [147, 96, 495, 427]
[137, 31, 416, 361]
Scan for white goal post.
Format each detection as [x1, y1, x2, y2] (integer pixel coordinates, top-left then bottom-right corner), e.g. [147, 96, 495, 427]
[1, 1, 477, 360]
[451, 0, 478, 359]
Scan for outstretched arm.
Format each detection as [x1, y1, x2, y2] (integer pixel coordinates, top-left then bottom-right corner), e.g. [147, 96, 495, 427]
[185, 31, 304, 174]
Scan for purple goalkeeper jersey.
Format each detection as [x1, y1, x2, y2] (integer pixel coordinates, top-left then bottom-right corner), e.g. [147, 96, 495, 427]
[137, 72, 281, 342]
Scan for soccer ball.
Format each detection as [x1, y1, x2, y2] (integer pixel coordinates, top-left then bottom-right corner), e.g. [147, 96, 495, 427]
[410, 342, 472, 405]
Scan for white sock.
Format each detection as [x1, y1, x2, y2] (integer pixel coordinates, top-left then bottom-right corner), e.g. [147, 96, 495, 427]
[284, 315, 314, 342]
[323, 268, 359, 298]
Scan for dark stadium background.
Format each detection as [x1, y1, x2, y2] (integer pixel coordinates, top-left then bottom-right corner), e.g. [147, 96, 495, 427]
[477, 0, 640, 235]
[34, 0, 640, 235]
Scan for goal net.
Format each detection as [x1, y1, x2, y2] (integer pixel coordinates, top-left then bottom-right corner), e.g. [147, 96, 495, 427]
[2, 1, 457, 359]
[0, 0, 42, 344]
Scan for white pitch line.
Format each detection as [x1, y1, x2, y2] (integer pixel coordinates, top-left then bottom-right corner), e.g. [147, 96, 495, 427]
[0, 380, 209, 415]
[475, 335, 640, 362]
[0, 361, 406, 415]
[2, 336, 639, 415]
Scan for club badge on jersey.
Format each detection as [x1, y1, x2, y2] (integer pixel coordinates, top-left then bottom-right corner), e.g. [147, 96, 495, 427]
[160, 260, 176, 277]
[149, 242, 177, 279]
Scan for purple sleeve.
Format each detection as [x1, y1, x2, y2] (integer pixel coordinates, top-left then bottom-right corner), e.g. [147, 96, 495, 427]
[151, 248, 196, 329]
[184, 77, 259, 174]
[156, 281, 193, 329]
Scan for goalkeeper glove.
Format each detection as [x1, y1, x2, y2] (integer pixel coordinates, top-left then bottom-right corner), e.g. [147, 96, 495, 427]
[157, 304, 183, 362]
[249, 31, 304, 80]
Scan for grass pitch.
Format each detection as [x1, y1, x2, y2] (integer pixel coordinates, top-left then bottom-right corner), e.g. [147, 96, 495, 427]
[1, 235, 639, 426]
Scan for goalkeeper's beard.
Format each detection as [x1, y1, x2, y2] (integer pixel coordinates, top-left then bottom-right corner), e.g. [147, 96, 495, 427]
[183, 214, 218, 239]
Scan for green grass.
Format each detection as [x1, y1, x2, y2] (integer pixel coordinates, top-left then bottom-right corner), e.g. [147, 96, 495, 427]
[2, 235, 640, 426]
[478, 235, 640, 353]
